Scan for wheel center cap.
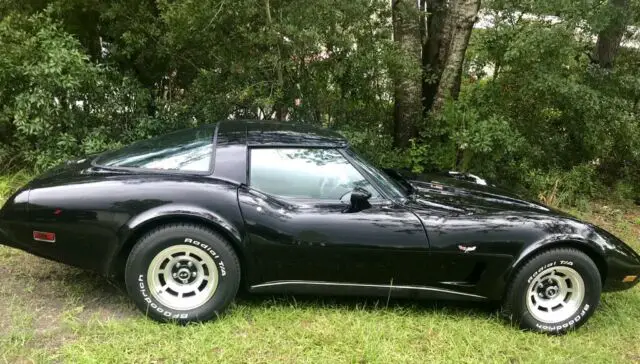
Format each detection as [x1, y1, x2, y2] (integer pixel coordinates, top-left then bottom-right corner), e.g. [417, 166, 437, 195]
[545, 286, 559, 298]
[177, 268, 191, 281]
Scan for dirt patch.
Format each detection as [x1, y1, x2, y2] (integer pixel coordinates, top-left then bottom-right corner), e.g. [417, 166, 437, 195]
[0, 247, 136, 352]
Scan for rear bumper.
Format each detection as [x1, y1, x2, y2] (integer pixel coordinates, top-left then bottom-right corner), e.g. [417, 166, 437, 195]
[0, 183, 31, 246]
[0, 218, 33, 252]
[0, 225, 8, 246]
[0, 219, 82, 272]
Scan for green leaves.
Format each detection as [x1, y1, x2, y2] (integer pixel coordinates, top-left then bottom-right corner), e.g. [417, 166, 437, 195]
[0, 11, 150, 171]
[0, 0, 637, 203]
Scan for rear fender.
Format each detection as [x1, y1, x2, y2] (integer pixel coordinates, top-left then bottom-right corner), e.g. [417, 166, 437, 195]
[106, 204, 243, 276]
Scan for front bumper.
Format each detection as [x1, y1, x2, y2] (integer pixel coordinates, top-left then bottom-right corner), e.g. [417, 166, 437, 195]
[603, 252, 640, 292]
[603, 244, 640, 292]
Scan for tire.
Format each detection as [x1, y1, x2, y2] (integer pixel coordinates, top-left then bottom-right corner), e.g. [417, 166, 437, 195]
[502, 248, 601, 334]
[124, 223, 241, 323]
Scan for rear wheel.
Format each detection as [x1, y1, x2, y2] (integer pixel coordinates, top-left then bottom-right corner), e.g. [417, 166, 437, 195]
[502, 248, 601, 334]
[125, 223, 240, 323]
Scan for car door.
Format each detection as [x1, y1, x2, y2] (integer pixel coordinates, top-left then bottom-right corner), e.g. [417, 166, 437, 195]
[238, 147, 430, 287]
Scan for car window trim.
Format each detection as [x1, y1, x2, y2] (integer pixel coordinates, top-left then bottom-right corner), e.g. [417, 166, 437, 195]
[208, 121, 221, 174]
[246, 146, 388, 202]
[91, 164, 214, 176]
[243, 184, 389, 206]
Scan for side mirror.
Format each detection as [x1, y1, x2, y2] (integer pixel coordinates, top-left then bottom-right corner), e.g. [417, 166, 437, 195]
[345, 187, 372, 213]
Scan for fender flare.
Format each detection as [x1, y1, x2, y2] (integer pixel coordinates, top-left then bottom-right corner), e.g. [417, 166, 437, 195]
[105, 204, 243, 276]
[503, 234, 607, 289]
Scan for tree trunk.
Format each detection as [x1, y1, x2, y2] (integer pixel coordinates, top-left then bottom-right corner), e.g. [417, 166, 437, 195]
[422, 0, 449, 113]
[392, 0, 423, 148]
[265, 0, 287, 120]
[592, 0, 629, 69]
[432, 0, 480, 113]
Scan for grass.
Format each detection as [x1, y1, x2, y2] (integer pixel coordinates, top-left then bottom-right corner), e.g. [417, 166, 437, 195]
[1, 174, 640, 363]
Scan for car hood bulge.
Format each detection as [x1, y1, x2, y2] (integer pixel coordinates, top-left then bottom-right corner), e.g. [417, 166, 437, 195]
[404, 175, 559, 216]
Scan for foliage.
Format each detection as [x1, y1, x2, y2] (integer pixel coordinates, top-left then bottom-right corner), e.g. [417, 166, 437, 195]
[0, 11, 152, 170]
[0, 171, 34, 200]
[0, 0, 638, 205]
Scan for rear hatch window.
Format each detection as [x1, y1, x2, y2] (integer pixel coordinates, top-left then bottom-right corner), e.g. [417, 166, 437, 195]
[94, 125, 216, 173]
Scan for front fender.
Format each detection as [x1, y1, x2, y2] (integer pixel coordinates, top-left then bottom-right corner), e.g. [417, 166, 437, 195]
[509, 234, 606, 275]
[490, 233, 608, 301]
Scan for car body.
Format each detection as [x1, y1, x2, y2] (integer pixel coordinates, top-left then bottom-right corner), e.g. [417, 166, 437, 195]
[1, 120, 639, 332]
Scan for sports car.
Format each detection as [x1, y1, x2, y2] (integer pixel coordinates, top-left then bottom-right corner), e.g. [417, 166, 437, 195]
[1, 120, 639, 333]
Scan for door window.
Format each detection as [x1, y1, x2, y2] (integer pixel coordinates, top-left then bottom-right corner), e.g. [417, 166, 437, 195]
[249, 148, 379, 200]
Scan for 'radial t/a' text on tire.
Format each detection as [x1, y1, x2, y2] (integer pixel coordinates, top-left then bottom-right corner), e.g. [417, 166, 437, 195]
[502, 248, 601, 334]
[124, 223, 241, 323]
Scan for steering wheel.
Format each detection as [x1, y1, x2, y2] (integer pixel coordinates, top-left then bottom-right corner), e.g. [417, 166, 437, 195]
[338, 189, 352, 203]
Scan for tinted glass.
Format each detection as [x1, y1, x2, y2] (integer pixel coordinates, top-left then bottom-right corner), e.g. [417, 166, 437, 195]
[96, 125, 215, 172]
[250, 148, 380, 200]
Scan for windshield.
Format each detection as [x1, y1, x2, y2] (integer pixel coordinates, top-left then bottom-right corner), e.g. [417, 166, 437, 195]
[344, 149, 407, 200]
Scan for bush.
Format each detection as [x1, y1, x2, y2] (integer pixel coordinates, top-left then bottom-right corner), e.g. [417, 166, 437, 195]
[0, 170, 34, 201]
[0, 12, 151, 171]
[527, 165, 602, 208]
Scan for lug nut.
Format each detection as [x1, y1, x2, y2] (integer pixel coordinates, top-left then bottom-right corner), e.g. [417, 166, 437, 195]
[192, 272, 197, 277]
[172, 273, 178, 278]
[187, 261, 193, 267]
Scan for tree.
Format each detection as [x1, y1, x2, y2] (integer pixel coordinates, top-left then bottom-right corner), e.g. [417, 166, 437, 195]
[0, 12, 150, 169]
[421, 0, 448, 112]
[391, 0, 482, 147]
[391, 0, 423, 148]
[591, 0, 630, 69]
[432, 0, 481, 112]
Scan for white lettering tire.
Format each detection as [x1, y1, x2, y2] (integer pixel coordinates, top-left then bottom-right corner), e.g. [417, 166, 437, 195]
[502, 248, 601, 334]
[124, 223, 240, 323]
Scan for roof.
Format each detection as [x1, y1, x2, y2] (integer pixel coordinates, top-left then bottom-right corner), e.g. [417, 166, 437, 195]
[217, 120, 348, 148]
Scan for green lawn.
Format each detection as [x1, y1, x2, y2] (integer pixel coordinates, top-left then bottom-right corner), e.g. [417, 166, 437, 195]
[1, 174, 640, 363]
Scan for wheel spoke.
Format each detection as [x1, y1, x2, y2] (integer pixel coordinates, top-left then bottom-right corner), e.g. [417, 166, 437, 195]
[525, 265, 585, 324]
[146, 244, 219, 311]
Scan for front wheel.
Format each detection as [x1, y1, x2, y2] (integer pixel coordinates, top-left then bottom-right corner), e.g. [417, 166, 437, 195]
[125, 223, 241, 323]
[502, 248, 602, 334]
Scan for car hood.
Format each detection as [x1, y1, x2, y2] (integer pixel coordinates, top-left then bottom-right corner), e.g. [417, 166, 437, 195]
[401, 172, 640, 266]
[403, 173, 559, 216]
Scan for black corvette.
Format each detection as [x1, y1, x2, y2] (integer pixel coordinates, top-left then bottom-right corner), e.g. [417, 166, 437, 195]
[1, 120, 639, 333]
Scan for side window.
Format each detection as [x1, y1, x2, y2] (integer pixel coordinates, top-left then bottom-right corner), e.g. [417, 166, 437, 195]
[249, 148, 380, 200]
[95, 126, 215, 172]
